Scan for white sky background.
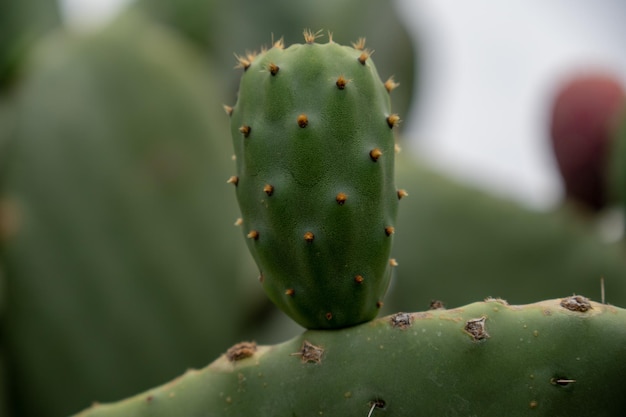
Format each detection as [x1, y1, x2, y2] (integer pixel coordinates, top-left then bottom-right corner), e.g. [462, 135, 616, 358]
[396, 0, 626, 209]
[59, 0, 626, 209]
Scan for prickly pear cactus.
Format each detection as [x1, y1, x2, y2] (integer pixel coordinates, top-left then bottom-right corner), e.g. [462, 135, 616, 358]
[227, 32, 402, 329]
[73, 297, 626, 416]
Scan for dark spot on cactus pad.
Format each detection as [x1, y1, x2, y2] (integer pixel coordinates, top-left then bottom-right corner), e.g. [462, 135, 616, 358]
[429, 300, 446, 310]
[357, 50, 372, 65]
[354, 275, 365, 284]
[291, 340, 324, 364]
[384, 226, 395, 236]
[367, 399, 386, 415]
[352, 37, 366, 51]
[247, 230, 259, 240]
[376, 301, 384, 309]
[369, 148, 382, 162]
[303, 231, 315, 242]
[263, 184, 274, 196]
[551, 377, 577, 387]
[226, 176, 238, 186]
[560, 295, 592, 312]
[297, 114, 309, 128]
[268, 62, 279, 76]
[384, 76, 400, 93]
[336, 192, 347, 205]
[239, 125, 251, 137]
[226, 341, 257, 362]
[325, 312, 333, 320]
[386, 114, 400, 128]
[336, 75, 348, 90]
[397, 189, 408, 199]
[390, 312, 413, 329]
[223, 105, 233, 116]
[285, 288, 295, 296]
[465, 317, 489, 341]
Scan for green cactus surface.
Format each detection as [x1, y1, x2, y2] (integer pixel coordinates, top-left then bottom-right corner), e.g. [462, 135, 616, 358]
[228, 33, 401, 329]
[73, 297, 626, 416]
[1, 12, 260, 417]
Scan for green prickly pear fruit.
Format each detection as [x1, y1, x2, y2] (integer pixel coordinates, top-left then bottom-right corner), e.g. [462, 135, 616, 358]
[227, 32, 401, 329]
[72, 297, 626, 416]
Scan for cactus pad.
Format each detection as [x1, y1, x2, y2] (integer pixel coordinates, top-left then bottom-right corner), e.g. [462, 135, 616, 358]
[227, 32, 400, 329]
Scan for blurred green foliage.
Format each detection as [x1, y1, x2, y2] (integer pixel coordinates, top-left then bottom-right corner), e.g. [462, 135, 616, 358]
[0, 0, 61, 89]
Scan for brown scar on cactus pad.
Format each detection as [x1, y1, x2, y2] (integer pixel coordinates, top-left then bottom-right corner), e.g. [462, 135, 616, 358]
[429, 300, 446, 310]
[390, 312, 413, 329]
[226, 341, 257, 362]
[291, 340, 324, 364]
[560, 295, 592, 312]
[465, 316, 489, 341]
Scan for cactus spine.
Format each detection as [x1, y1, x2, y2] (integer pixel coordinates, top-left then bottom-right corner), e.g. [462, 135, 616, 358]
[227, 32, 400, 329]
[73, 297, 626, 416]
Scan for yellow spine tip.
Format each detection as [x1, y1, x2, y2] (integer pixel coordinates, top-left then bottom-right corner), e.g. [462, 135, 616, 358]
[239, 125, 251, 137]
[226, 176, 239, 186]
[268, 62, 279, 76]
[223, 105, 234, 116]
[297, 113, 309, 128]
[386, 114, 400, 128]
[351, 37, 367, 50]
[385, 226, 395, 236]
[303, 28, 322, 44]
[273, 37, 285, 50]
[397, 189, 409, 200]
[369, 148, 382, 161]
[336, 75, 348, 90]
[263, 184, 274, 196]
[234, 218, 243, 226]
[336, 192, 348, 205]
[247, 230, 259, 240]
[389, 258, 398, 267]
[395, 143, 402, 154]
[357, 50, 372, 65]
[384, 77, 400, 93]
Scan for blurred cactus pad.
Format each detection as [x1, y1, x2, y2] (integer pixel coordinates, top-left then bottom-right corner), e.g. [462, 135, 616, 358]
[1, 12, 260, 417]
[74, 297, 626, 416]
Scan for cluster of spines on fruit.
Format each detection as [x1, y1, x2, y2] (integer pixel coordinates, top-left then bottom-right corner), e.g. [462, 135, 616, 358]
[225, 30, 406, 329]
